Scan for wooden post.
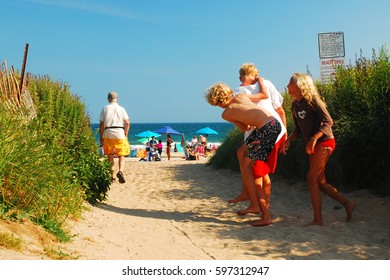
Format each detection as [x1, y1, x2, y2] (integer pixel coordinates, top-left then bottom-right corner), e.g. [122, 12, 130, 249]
[19, 43, 29, 99]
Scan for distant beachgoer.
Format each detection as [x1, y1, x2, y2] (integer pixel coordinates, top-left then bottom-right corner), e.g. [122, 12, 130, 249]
[186, 145, 199, 160]
[157, 139, 163, 157]
[229, 63, 287, 226]
[282, 72, 356, 226]
[99, 91, 130, 183]
[199, 135, 206, 145]
[150, 136, 157, 148]
[191, 135, 198, 147]
[205, 82, 281, 226]
[166, 134, 174, 160]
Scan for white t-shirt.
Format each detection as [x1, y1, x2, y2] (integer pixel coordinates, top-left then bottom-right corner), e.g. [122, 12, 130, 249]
[191, 137, 198, 146]
[99, 102, 129, 139]
[234, 80, 286, 141]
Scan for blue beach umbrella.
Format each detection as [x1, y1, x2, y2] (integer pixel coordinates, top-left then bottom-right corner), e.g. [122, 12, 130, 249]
[136, 130, 160, 138]
[196, 127, 218, 135]
[153, 126, 181, 135]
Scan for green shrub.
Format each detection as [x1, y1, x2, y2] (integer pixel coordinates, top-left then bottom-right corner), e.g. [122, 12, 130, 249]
[28, 76, 112, 203]
[0, 104, 85, 232]
[0, 72, 112, 240]
[319, 46, 390, 194]
[208, 128, 242, 171]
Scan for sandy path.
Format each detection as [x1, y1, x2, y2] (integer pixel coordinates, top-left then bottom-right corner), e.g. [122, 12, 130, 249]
[64, 156, 390, 260]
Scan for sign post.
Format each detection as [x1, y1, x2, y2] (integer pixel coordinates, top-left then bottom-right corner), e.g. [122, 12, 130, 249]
[318, 32, 345, 83]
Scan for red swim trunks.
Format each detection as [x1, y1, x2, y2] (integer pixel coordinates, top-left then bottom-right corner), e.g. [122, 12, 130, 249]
[317, 138, 336, 153]
[252, 136, 285, 178]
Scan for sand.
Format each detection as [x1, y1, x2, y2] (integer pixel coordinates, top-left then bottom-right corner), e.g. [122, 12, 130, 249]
[1, 154, 389, 260]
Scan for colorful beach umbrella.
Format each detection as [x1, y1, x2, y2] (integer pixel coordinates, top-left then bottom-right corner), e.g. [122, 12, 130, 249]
[153, 126, 181, 135]
[196, 127, 218, 135]
[137, 138, 150, 144]
[135, 130, 160, 138]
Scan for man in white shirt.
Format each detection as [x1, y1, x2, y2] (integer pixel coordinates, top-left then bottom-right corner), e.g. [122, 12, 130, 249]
[99, 91, 130, 183]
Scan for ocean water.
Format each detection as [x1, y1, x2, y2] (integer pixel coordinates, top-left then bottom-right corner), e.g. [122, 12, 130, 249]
[91, 122, 235, 148]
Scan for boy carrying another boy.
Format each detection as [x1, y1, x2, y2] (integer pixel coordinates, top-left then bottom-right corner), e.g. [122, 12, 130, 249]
[205, 82, 281, 226]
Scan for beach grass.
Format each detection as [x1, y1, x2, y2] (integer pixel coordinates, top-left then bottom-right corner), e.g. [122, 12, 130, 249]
[0, 232, 23, 251]
[0, 65, 112, 241]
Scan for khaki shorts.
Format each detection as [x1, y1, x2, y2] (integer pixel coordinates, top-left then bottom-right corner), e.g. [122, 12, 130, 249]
[103, 138, 130, 157]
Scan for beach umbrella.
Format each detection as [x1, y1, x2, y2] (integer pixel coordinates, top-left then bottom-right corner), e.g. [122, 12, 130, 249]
[181, 133, 185, 148]
[136, 130, 160, 138]
[196, 127, 218, 135]
[137, 138, 150, 144]
[153, 126, 181, 135]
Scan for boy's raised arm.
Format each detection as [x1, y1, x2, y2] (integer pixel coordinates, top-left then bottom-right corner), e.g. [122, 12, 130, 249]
[247, 77, 268, 102]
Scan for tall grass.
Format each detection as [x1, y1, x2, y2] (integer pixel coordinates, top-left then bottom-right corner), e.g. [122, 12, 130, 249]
[210, 45, 390, 195]
[1, 64, 112, 240]
[318, 46, 390, 194]
[28, 77, 112, 203]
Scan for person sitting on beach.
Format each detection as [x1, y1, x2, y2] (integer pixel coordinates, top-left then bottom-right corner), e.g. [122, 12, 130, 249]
[185, 145, 199, 160]
[146, 142, 159, 161]
[196, 144, 204, 156]
[282, 73, 356, 226]
[205, 82, 281, 226]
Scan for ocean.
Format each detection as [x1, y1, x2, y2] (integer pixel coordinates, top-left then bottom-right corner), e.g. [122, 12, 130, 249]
[91, 122, 235, 148]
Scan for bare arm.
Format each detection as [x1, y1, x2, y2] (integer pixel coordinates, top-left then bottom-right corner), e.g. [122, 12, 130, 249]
[124, 119, 130, 137]
[99, 121, 104, 145]
[247, 77, 269, 102]
[275, 105, 287, 140]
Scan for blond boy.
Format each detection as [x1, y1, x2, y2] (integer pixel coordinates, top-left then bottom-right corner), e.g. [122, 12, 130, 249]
[205, 83, 281, 226]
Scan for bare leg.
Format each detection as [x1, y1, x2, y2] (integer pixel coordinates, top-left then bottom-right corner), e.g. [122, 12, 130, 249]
[167, 148, 170, 160]
[237, 157, 260, 215]
[108, 154, 115, 180]
[305, 146, 329, 226]
[263, 174, 271, 207]
[228, 144, 250, 204]
[118, 156, 125, 173]
[318, 166, 356, 221]
[250, 180, 272, 226]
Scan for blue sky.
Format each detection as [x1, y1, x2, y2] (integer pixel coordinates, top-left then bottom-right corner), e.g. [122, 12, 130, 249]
[1, 0, 389, 123]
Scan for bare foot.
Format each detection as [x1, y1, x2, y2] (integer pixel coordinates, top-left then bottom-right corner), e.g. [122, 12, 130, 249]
[345, 200, 356, 221]
[227, 194, 250, 204]
[237, 207, 260, 216]
[250, 219, 272, 227]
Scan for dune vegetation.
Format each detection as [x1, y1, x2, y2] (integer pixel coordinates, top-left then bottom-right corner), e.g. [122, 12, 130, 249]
[0, 63, 112, 242]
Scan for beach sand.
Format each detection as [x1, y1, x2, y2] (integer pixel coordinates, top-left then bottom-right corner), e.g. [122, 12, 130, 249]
[1, 154, 389, 260]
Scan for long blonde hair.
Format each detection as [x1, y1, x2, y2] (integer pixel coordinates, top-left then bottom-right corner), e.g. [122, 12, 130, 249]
[291, 72, 327, 109]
